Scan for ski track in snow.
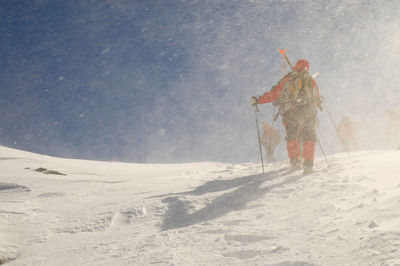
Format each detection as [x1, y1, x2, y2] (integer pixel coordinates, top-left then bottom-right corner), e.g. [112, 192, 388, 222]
[1, 146, 400, 265]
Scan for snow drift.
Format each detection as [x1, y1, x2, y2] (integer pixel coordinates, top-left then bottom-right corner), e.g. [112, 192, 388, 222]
[1, 145, 400, 265]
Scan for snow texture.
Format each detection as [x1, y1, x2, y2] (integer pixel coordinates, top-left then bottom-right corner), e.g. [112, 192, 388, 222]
[1, 146, 400, 265]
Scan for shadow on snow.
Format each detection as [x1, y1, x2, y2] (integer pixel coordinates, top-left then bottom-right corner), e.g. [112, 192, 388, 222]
[161, 167, 301, 230]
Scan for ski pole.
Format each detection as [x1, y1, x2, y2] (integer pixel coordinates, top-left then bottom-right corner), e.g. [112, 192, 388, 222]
[316, 134, 329, 166]
[253, 104, 265, 174]
[322, 101, 351, 157]
[280, 48, 288, 75]
[316, 126, 329, 150]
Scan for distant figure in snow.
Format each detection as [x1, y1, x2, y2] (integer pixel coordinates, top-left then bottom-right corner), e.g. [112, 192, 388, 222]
[337, 116, 359, 152]
[385, 110, 400, 150]
[260, 121, 282, 163]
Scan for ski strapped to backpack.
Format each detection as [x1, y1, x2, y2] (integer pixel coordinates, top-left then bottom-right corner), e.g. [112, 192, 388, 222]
[279, 48, 293, 70]
[272, 49, 321, 119]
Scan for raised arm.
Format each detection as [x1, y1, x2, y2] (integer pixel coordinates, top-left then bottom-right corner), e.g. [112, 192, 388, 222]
[258, 75, 290, 104]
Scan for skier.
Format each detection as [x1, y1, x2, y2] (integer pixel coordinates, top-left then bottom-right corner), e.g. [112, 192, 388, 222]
[337, 116, 359, 152]
[260, 121, 282, 163]
[385, 110, 400, 150]
[251, 59, 322, 174]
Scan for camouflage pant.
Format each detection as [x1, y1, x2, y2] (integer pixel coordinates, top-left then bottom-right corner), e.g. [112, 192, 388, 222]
[282, 105, 317, 142]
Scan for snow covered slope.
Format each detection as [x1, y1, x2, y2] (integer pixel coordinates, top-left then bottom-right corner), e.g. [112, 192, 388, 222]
[1, 145, 400, 265]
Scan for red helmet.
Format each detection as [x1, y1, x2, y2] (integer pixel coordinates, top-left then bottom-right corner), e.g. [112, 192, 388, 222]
[293, 59, 309, 72]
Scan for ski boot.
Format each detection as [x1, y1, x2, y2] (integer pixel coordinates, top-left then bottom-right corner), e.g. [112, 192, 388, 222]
[303, 160, 313, 175]
[290, 157, 301, 171]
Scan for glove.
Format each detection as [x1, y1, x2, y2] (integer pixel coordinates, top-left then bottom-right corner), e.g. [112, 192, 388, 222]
[250, 96, 259, 106]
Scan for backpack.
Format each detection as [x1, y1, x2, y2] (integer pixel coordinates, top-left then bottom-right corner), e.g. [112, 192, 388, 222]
[273, 71, 316, 109]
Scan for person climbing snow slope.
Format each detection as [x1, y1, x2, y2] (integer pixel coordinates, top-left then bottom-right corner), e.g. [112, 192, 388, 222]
[260, 121, 282, 163]
[337, 115, 359, 152]
[251, 59, 322, 175]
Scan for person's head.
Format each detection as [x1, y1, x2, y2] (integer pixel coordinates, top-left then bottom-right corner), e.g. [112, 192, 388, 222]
[340, 115, 351, 124]
[293, 59, 309, 72]
[261, 121, 270, 129]
[385, 110, 399, 118]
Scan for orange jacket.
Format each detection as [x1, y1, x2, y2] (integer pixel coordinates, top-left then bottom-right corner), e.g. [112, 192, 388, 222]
[260, 124, 282, 148]
[258, 59, 320, 105]
[337, 118, 357, 140]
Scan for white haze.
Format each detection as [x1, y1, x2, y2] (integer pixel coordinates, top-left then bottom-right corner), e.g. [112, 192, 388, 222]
[119, 0, 400, 163]
[2, 1, 399, 164]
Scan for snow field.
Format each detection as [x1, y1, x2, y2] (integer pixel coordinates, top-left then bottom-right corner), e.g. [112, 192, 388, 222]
[1, 146, 400, 265]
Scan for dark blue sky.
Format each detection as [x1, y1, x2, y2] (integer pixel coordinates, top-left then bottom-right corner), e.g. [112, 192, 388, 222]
[1, 0, 399, 163]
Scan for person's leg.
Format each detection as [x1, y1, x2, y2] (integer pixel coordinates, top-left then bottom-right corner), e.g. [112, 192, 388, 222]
[302, 141, 315, 173]
[265, 146, 273, 163]
[302, 109, 317, 174]
[265, 135, 273, 163]
[269, 141, 279, 162]
[283, 113, 301, 169]
[267, 149, 276, 162]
